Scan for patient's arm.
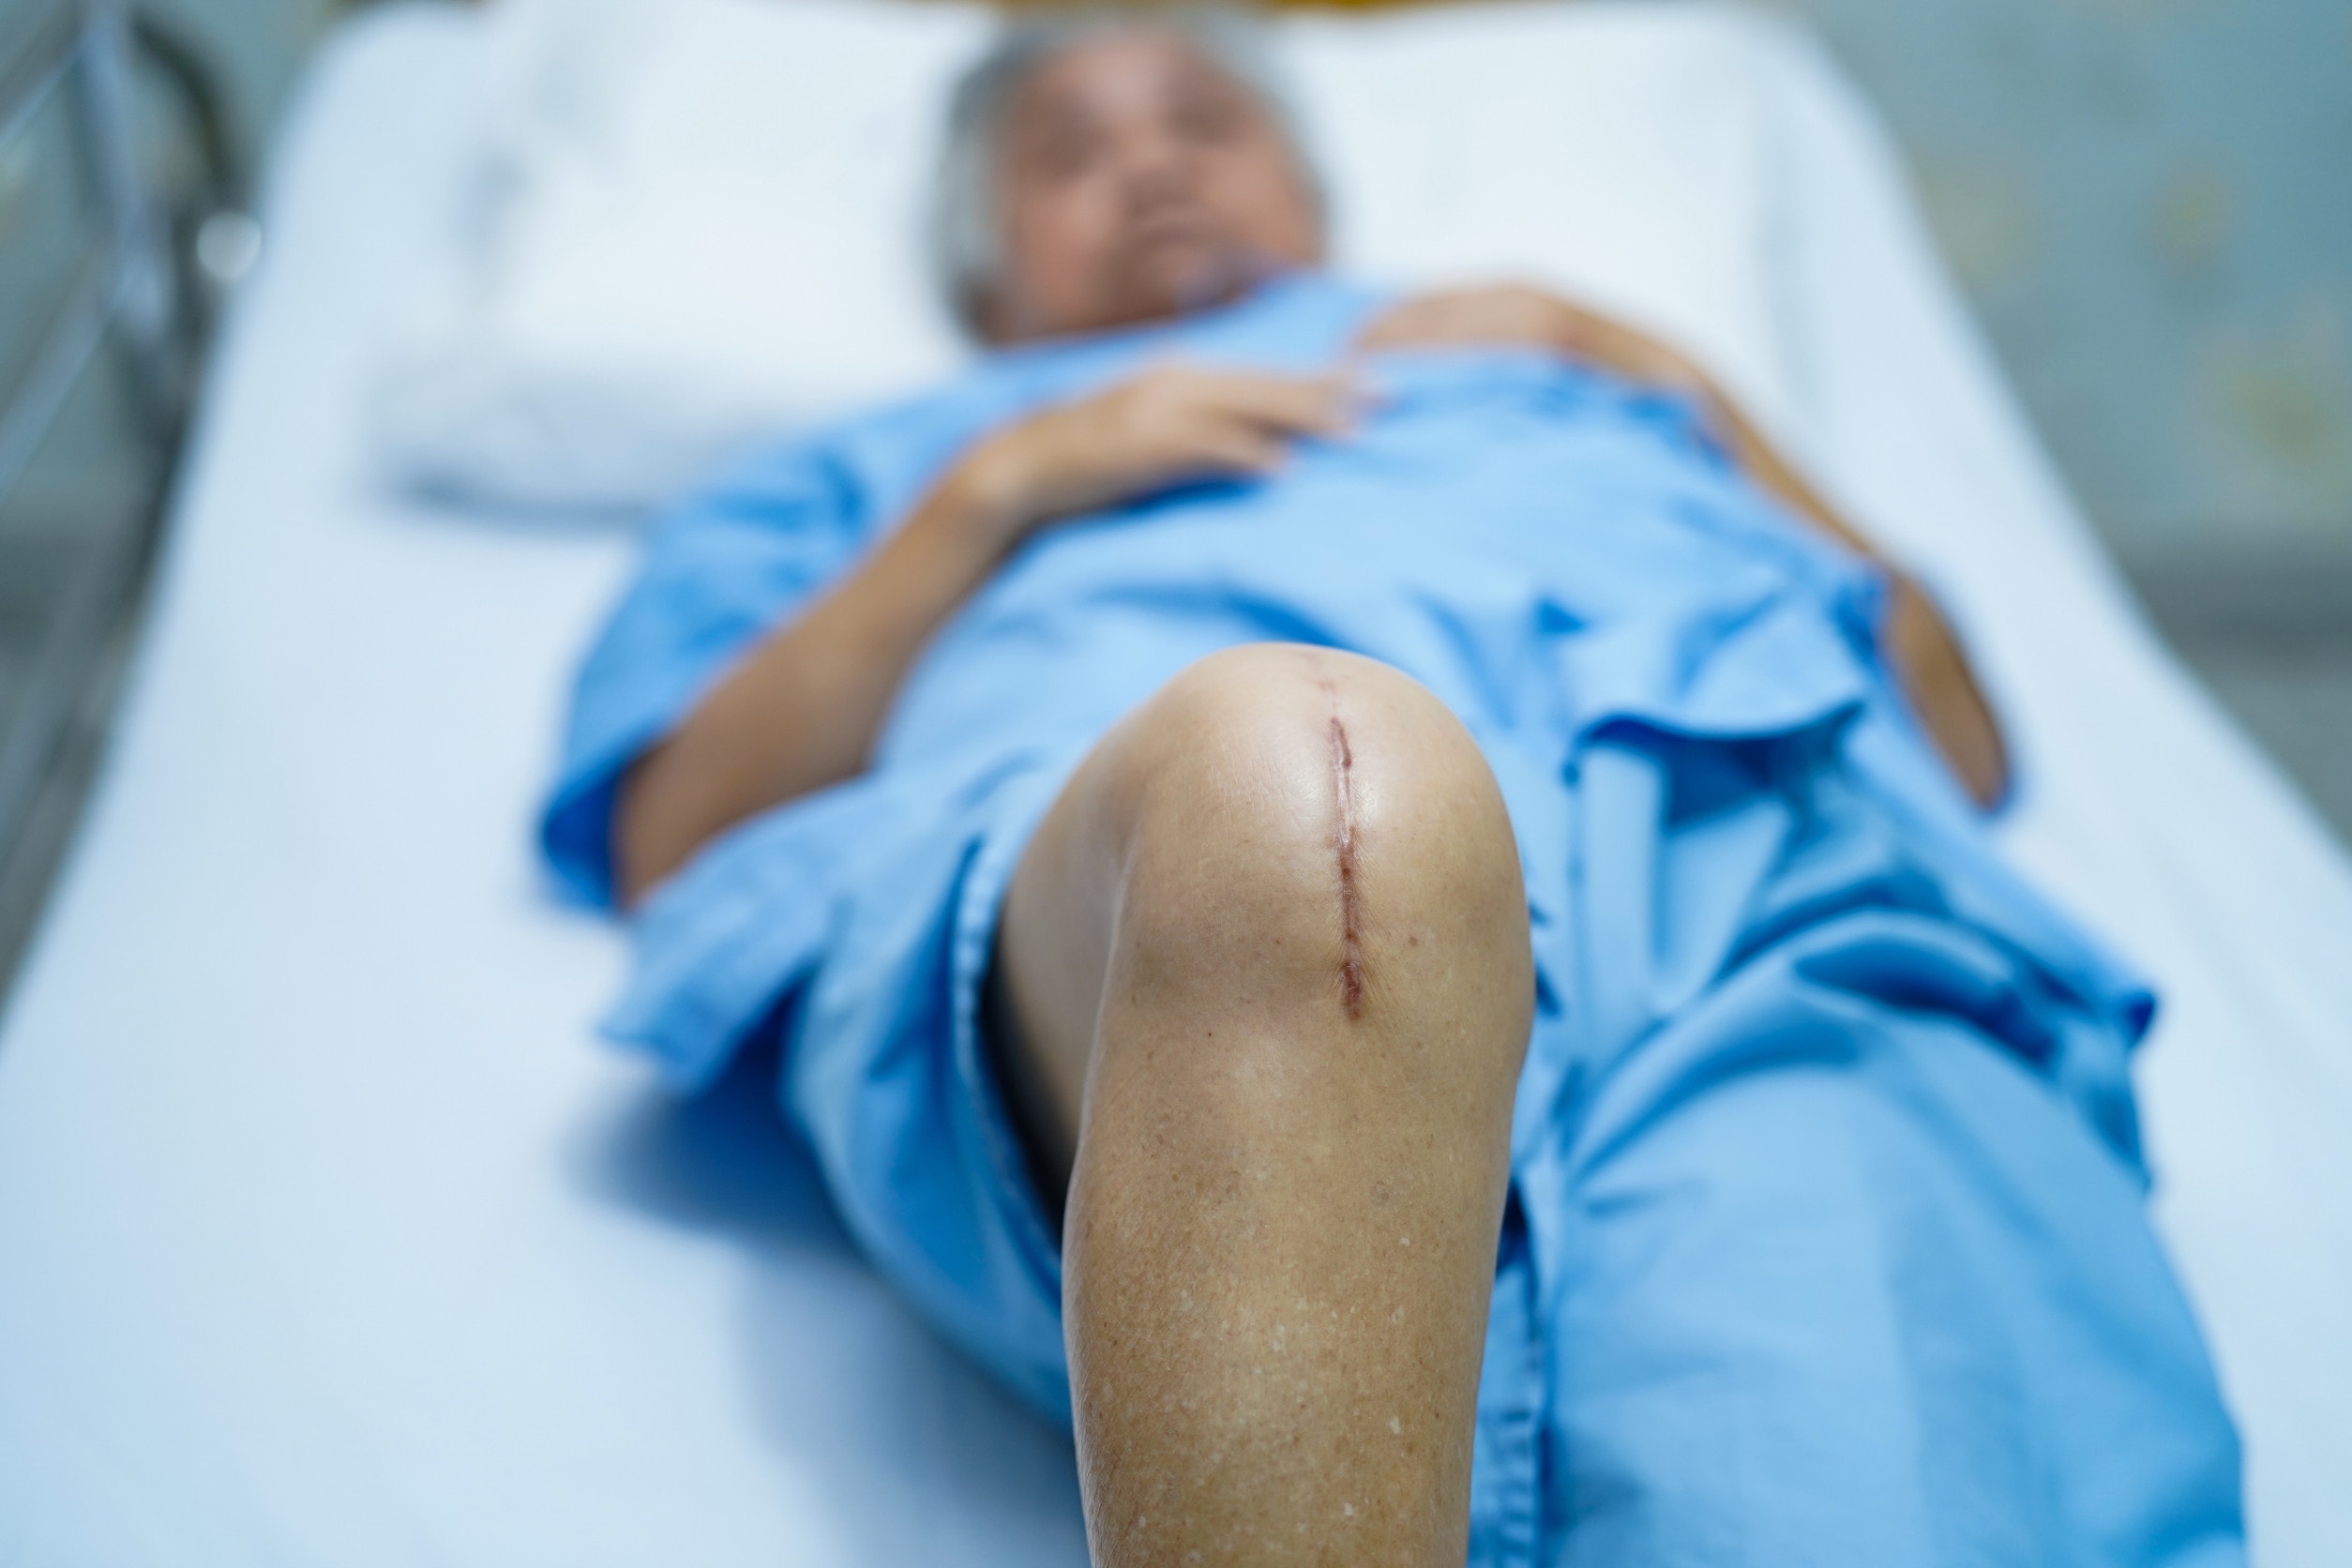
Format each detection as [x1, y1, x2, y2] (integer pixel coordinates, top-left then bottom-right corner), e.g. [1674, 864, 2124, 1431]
[1695, 385, 2012, 809]
[1356, 283, 2012, 808]
[613, 365, 1357, 904]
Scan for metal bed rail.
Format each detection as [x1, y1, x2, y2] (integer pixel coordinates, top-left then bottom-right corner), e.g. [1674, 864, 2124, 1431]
[0, 4, 172, 497]
[0, 0, 241, 971]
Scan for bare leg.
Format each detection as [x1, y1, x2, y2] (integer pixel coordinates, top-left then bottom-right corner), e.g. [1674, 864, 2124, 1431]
[997, 644, 1533, 1566]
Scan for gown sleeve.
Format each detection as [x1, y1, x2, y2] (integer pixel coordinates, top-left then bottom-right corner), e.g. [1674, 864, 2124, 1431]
[537, 436, 874, 908]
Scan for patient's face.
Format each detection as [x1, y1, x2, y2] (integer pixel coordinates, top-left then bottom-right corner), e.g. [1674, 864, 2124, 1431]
[984, 32, 1322, 342]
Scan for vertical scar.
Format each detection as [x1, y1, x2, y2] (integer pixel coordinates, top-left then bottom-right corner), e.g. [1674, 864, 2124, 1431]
[1323, 685, 1366, 1020]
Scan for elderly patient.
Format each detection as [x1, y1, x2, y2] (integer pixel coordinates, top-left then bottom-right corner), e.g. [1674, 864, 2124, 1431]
[543, 14, 2241, 1566]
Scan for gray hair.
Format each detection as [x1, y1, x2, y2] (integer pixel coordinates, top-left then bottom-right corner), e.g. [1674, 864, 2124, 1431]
[927, 8, 1325, 334]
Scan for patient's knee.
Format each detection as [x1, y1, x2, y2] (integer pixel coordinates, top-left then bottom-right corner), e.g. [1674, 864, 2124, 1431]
[1107, 644, 1526, 1022]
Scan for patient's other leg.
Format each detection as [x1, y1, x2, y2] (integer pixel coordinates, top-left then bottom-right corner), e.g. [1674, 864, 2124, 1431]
[996, 643, 1533, 1567]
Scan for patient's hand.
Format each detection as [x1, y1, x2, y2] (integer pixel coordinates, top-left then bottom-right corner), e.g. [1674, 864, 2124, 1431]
[947, 363, 1359, 550]
[1355, 282, 1706, 395]
[1362, 282, 2012, 809]
[619, 363, 1349, 904]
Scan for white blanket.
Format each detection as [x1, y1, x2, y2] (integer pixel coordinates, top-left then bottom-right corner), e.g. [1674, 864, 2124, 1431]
[2, 5, 2347, 1564]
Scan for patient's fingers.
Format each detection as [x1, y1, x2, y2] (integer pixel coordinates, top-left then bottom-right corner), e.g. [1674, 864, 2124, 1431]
[1353, 292, 1479, 348]
[1185, 422, 1292, 476]
[1353, 297, 1440, 349]
[1179, 367, 1362, 438]
[1354, 285, 1560, 353]
[1354, 285, 1707, 399]
[969, 363, 1364, 537]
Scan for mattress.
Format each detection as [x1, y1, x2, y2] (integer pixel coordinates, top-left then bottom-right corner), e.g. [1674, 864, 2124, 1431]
[0, 6, 2345, 1565]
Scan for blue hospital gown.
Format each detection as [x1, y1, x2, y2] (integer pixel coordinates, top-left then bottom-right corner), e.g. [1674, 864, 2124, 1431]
[543, 274, 2242, 1565]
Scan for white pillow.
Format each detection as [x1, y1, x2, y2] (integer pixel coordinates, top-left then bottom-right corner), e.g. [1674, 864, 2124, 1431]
[371, 0, 1790, 512]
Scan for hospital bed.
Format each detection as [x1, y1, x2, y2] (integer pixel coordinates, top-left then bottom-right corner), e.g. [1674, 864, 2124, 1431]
[2, 2, 2348, 1563]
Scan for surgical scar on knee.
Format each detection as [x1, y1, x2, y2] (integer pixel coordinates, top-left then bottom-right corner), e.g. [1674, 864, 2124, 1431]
[1325, 694, 1366, 1020]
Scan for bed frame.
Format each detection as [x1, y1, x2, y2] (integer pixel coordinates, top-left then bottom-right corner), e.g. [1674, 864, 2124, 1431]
[0, 0, 240, 974]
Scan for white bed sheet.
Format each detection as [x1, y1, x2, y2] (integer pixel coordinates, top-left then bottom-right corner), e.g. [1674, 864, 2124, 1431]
[1, 6, 2345, 1565]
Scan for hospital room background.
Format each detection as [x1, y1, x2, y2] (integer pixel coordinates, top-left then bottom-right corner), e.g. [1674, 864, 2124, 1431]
[1, 0, 2347, 1562]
